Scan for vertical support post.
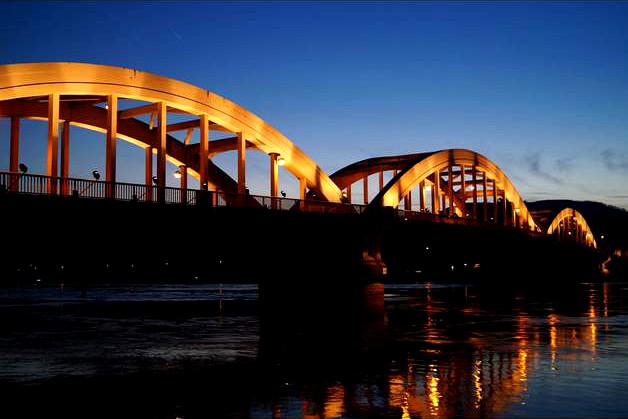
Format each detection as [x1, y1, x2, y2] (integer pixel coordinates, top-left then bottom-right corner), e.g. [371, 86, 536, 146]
[269, 152, 279, 209]
[299, 176, 307, 200]
[433, 170, 440, 214]
[47, 93, 60, 194]
[482, 173, 488, 222]
[179, 165, 187, 204]
[460, 165, 467, 216]
[447, 162, 454, 216]
[492, 180, 498, 223]
[9, 117, 20, 192]
[346, 184, 352, 203]
[501, 189, 508, 227]
[145, 146, 153, 202]
[157, 102, 167, 203]
[9, 117, 19, 173]
[106, 94, 118, 198]
[419, 180, 426, 212]
[379, 170, 384, 191]
[472, 165, 478, 219]
[60, 121, 70, 195]
[406, 190, 412, 211]
[299, 176, 307, 210]
[199, 114, 208, 191]
[363, 176, 368, 205]
[237, 132, 246, 194]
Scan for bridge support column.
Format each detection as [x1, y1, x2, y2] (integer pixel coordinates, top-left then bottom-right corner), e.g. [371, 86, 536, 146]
[492, 180, 498, 223]
[460, 165, 467, 216]
[432, 171, 440, 214]
[299, 176, 307, 210]
[482, 173, 488, 222]
[157, 102, 167, 203]
[60, 121, 70, 196]
[472, 165, 478, 219]
[270, 152, 279, 209]
[9, 117, 19, 173]
[106, 94, 118, 199]
[447, 162, 454, 216]
[346, 183, 352, 203]
[199, 114, 209, 191]
[9, 117, 19, 192]
[419, 181, 426, 212]
[145, 146, 153, 202]
[179, 164, 187, 204]
[501, 190, 508, 227]
[363, 176, 368, 205]
[237, 132, 246, 194]
[47, 93, 59, 194]
[379, 170, 384, 191]
[299, 176, 307, 200]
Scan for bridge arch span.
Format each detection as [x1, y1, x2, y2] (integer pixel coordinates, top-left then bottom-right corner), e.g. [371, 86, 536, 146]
[547, 208, 597, 248]
[0, 62, 342, 201]
[332, 149, 538, 231]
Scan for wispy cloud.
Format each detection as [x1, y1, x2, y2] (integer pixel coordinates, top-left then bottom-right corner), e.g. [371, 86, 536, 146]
[523, 152, 564, 185]
[555, 157, 575, 173]
[601, 149, 628, 172]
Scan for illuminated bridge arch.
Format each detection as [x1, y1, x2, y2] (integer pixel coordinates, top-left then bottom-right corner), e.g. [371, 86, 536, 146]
[331, 149, 539, 231]
[0, 62, 342, 202]
[547, 208, 597, 248]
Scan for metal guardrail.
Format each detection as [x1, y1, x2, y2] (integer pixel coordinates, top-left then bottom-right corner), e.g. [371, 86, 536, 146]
[0, 172, 537, 230]
[0, 171, 543, 232]
[0, 171, 367, 214]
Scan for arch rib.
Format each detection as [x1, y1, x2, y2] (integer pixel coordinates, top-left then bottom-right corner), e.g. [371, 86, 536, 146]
[547, 208, 597, 248]
[339, 149, 538, 231]
[0, 62, 342, 202]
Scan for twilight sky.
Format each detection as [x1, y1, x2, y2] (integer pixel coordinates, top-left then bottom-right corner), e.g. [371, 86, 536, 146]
[1, 1, 627, 208]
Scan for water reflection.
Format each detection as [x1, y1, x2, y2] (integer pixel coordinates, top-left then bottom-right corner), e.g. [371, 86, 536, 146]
[257, 281, 626, 418]
[2, 282, 627, 418]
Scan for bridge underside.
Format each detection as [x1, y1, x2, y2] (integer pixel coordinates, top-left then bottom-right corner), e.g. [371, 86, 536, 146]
[0, 192, 601, 285]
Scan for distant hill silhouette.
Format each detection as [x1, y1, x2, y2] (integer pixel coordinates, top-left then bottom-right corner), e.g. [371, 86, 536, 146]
[527, 200, 628, 249]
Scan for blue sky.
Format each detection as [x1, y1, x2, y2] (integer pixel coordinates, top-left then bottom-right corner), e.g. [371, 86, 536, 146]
[1, 1, 627, 208]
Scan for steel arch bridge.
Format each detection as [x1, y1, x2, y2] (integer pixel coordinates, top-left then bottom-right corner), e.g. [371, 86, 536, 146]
[0, 62, 343, 202]
[547, 208, 597, 248]
[0, 62, 597, 248]
[331, 149, 539, 232]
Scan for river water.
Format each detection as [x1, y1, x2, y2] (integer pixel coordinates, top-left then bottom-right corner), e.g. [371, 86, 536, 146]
[1, 281, 627, 418]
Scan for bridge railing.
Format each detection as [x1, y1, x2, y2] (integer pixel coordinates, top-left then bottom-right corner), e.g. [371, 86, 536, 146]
[0, 172, 199, 205]
[1, 172, 535, 228]
[212, 191, 367, 214]
[0, 171, 367, 213]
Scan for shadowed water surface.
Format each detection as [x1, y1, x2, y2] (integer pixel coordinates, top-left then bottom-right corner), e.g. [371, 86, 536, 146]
[1, 281, 627, 418]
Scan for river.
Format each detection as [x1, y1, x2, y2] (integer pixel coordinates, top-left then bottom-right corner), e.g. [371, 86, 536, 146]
[1, 281, 627, 418]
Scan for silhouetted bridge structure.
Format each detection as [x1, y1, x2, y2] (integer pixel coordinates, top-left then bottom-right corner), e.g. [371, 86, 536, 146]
[0, 63, 600, 283]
